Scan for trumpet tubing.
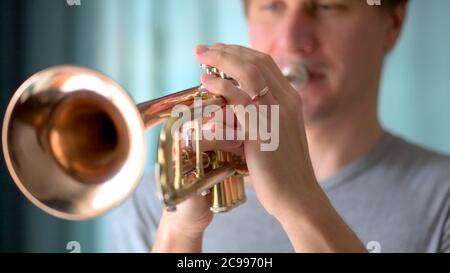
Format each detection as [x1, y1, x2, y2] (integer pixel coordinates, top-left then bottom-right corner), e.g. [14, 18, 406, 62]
[1, 65, 247, 220]
[2, 63, 307, 220]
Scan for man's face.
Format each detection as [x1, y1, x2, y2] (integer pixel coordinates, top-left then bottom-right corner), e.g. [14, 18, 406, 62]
[247, 0, 401, 123]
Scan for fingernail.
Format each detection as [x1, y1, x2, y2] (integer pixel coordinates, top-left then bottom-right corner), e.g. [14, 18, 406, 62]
[196, 45, 209, 54]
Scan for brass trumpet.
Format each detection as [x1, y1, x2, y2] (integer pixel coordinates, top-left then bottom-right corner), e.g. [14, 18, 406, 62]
[2, 64, 308, 221]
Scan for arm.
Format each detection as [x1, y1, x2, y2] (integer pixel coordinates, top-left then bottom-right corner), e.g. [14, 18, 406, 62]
[277, 184, 366, 252]
[151, 195, 213, 253]
[152, 212, 204, 252]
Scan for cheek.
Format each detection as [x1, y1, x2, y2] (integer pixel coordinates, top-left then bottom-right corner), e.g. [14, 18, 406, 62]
[322, 22, 385, 91]
[249, 25, 273, 53]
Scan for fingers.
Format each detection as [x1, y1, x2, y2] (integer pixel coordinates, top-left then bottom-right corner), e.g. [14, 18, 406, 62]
[179, 119, 244, 154]
[201, 70, 277, 108]
[211, 44, 295, 96]
[196, 45, 272, 101]
[210, 43, 282, 81]
[201, 73, 251, 105]
[196, 43, 292, 105]
[192, 43, 285, 151]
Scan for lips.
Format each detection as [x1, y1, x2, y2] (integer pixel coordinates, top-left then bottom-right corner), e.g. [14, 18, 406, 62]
[277, 58, 328, 90]
[307, 70, 325, 81]
[293, 68, 327, 95]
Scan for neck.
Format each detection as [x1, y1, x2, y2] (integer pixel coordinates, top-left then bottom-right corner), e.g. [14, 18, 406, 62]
[305, 103, 384, 182]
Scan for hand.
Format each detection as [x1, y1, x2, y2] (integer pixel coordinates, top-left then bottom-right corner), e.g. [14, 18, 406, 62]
[162, 119, 244, 233]
[152, 121, 243, 252]
[152, 195, 211, 252]
[154, 43, 365, 252]
[193, 43, 367, 252]
[195, 43, 320, 222]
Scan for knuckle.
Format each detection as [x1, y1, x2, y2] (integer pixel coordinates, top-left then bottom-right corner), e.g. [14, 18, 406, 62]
[251, 52, 271, 66]
[259, 52, 272, 63]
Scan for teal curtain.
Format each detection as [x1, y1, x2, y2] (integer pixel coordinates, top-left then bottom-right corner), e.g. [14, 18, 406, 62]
[1, 0, 449, 252]
[1, 0, 248, 253]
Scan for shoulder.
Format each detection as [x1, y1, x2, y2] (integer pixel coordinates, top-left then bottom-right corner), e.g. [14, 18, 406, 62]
[387, 132, 450, 171]
[384, 132, 450, 191]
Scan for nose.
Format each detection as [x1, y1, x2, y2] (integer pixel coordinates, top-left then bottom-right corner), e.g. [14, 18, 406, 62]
[276, 5, 317, 56]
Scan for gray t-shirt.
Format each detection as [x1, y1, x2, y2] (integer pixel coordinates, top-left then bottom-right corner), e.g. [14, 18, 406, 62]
[109, 132, 450, 253]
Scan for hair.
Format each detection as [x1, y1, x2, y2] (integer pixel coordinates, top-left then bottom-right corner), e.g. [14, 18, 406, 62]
[242, 0, 409, 14]
[382, 0, 409, 12]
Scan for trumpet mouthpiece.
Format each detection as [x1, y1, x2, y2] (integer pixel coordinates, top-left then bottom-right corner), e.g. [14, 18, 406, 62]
[282, 64, 309, 90]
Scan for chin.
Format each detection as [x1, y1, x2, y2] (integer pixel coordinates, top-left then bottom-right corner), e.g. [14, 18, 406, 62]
[300, 95, 337, 125]
[298, 88, 325, 110]
[302, 106, 320, 123]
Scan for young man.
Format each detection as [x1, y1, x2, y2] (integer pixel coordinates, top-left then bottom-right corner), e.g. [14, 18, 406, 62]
[111, 0, 450, 252]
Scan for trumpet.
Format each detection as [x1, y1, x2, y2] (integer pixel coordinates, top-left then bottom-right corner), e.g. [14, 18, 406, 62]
[2, 64, 308, 221]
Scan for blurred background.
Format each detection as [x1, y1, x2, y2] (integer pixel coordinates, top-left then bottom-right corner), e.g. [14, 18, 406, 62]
[0, 0, 449, 252]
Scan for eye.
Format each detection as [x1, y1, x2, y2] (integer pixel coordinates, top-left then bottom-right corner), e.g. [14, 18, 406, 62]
[315, 1, 348, 13]
[260, 1, 285, 13]
[317, 4, 338, 11]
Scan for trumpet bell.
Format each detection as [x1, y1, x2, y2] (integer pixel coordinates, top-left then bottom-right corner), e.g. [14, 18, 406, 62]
[2, 64, 267, 220]
[2, 66, 146, 220]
